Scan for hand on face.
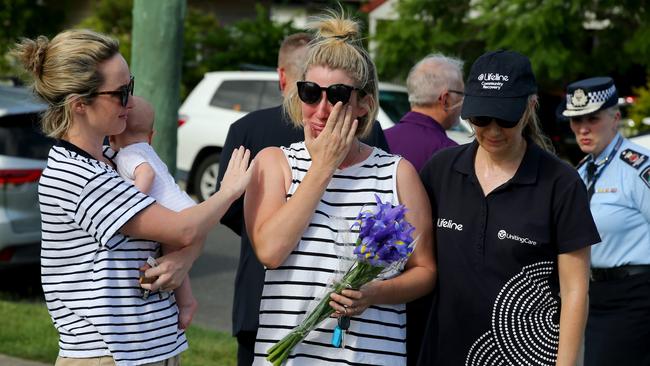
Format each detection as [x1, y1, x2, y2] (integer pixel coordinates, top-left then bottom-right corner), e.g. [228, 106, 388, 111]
[304, 101, 358, 174]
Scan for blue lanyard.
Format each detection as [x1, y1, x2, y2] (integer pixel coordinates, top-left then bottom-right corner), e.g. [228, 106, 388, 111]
[586, 136, 623, 193]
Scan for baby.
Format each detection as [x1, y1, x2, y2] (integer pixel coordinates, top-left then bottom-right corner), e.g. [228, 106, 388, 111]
[110, 96, 198, 329]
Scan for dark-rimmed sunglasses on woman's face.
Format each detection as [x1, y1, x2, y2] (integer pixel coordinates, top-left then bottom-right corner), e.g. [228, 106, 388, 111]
[469, 116, 519, 129]
[297, 81, 365, 106]
[88, 75, 134, 107]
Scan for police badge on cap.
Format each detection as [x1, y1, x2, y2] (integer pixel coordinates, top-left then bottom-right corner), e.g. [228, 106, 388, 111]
[561, 77, 618, 117]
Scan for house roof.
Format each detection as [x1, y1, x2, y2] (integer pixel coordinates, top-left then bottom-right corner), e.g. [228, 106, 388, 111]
[360, 0, 387, 13]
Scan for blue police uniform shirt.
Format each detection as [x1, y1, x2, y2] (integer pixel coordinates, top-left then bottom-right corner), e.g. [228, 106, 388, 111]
[577, 133, 650, 268]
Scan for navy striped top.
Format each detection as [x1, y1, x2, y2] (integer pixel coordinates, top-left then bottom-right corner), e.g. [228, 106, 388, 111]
[253, 142, 407, 366]
[39, 141, 187, 365]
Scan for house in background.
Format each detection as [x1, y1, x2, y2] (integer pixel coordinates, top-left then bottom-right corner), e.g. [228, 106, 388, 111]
[360, 0, 397, 58]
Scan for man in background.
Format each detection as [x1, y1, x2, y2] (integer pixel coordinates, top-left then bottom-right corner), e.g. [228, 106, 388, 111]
[216, 33, 390, 366]
[384, 54, 464, 366]
[385, 54, 465, 172]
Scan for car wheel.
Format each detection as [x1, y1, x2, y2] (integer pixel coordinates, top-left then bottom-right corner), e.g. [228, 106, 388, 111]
[193, 154, 219, 202]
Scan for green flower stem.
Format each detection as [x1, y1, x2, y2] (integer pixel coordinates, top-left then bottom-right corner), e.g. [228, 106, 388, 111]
[266, 261, 385, 365]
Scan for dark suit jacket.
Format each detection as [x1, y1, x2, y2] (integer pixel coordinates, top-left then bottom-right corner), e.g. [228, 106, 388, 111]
[216, 105, 389, 336]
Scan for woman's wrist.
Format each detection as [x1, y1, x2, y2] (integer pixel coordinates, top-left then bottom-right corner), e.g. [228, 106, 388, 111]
[214, 186, 240, 206]
[308, 160, 338, 181]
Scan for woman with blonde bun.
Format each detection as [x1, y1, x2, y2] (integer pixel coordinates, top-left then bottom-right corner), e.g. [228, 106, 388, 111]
[245, 10, 435, 366]
[13, 29, 252, 366]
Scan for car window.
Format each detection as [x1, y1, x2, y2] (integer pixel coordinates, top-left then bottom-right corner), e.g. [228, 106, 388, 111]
[209, 80, 265, 113]
[379, 90, 410, 124]
[259, 81, 283, 110]
[0, 113, 53, 159]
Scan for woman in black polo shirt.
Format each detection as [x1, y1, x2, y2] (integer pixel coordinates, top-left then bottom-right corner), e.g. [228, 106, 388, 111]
[418, 51, 601, 366]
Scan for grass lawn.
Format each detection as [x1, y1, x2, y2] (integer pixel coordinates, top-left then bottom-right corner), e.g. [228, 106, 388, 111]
[0, 296, 237, 366]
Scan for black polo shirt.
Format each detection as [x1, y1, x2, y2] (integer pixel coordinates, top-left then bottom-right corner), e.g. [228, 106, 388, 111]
[419, 140, 600, 366]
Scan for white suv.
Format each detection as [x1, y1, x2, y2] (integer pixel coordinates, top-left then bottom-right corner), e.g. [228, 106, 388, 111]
[177, 71, 473, 201]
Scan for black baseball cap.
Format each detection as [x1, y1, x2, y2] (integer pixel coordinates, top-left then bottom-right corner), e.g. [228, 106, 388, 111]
[559, 77, 618, 118]
[461, 50, 537, 123]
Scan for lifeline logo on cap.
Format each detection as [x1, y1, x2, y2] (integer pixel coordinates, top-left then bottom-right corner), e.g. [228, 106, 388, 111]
[460, 50, 537, 123]
[561, 77, 618, 118]
[477, 73, 510, 90]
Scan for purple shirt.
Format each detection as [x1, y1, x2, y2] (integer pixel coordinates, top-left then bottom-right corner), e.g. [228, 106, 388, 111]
[384, 111, 458, 171]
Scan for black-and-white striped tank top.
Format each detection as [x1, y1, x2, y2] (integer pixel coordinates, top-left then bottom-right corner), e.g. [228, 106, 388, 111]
[253, 141, 407, 366]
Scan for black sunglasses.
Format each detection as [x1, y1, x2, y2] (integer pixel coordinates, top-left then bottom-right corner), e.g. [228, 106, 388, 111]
[88, 75, 134, 107]
[297, 81, 365, 105]
[469, 116, 519, 129]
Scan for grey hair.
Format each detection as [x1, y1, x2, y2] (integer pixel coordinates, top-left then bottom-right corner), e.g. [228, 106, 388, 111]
[407, 53, 464, 107]
[604, 105, 620, 117]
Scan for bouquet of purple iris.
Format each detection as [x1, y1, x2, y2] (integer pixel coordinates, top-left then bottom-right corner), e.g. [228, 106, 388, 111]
[266, 194, 417, 365]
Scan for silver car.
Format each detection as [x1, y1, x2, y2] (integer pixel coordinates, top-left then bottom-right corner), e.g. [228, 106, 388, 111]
[0, 84, 50, 267]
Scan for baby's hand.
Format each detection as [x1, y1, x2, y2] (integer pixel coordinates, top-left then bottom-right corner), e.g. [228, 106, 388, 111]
[219, 146, 252, 200]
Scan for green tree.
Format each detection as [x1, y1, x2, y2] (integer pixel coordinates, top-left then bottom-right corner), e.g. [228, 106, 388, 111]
[374, 0, 650, 93]
[77, 0, 134, 64]
[373, 0, 478, 83]
[474, 0, 650, 91]
[0, 0, 66, 80]
[77, 1, 297, 98]
[629, 82, 650, 135]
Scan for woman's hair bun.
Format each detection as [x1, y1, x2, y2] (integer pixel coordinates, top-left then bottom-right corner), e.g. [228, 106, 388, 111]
[311, 10, 360, 43]
[14, 35, 50, 78]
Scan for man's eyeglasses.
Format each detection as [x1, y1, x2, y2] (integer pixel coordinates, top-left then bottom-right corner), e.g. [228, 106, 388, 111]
[468, 116, 520, 129]
[446, 89, 465, 110]
[88, 75, 134, 107]
[297, 81, 365, 106]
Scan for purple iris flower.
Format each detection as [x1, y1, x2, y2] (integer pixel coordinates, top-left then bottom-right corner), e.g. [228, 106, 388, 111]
[351, 194, 415, 267]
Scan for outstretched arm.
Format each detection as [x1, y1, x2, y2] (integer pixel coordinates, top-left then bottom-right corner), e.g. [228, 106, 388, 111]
[123, 147, 252, 293]
[121, 146, 252, 248]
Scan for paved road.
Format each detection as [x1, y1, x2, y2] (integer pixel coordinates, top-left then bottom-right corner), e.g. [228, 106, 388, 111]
[188, 223, 241, 333]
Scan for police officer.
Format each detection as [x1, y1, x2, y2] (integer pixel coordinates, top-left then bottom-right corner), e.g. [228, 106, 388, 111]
[418, 50, 601, 366]
[561, 76, 650, 366]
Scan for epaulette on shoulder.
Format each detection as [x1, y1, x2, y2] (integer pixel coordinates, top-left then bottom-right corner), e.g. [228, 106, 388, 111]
[619, 148, 648, 170]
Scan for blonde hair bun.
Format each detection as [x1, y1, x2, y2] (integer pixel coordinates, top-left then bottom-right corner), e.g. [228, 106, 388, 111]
[309, 10, 360, 43]
[14, 35, 50, 78]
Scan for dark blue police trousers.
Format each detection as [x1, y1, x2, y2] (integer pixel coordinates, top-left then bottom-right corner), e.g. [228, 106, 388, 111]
[584, 271, 650, 366]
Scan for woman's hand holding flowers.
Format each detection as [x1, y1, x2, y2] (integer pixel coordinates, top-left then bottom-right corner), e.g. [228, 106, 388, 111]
[265, 195, 417, 365]
[329, 282, 380, 317]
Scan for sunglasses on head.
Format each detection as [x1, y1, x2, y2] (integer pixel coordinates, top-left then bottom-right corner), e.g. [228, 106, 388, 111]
[297, 81, 365, 106]
[88, 75, 134, 107]
[468, 116, 519, 129]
